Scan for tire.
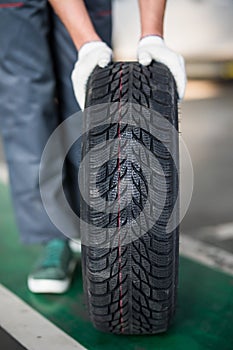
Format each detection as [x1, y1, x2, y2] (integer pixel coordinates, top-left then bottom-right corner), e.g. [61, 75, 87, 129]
[80, 61, 179, 335]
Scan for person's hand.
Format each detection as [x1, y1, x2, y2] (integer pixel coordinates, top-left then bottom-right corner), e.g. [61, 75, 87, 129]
[71, 41, 112, 109]
[137, 35, 186, 100]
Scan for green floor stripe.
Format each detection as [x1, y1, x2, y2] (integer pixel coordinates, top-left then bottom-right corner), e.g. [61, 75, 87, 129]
[0, 183, 233, 350]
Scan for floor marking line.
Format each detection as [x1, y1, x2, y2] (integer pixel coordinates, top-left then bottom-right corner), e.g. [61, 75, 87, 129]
[0, 284, 86, 350]
[193, 222, 233, 241]
[180, 235, 233, 276]
[214, 222, 233, 239]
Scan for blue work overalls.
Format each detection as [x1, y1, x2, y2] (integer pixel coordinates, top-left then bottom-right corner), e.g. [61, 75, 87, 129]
[0, 0, 112, 243]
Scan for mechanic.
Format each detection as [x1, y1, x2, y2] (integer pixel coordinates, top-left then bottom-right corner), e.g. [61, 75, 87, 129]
[0, 0, 186, 294]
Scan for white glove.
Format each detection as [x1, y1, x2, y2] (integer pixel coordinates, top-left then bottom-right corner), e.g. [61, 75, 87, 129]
[71, 41, 112, 110]
[137, 36, 186, 100]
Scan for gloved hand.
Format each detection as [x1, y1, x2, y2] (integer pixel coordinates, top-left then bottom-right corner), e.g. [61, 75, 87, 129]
[71, 41, 112, 110]
[137, 35, 186, 100]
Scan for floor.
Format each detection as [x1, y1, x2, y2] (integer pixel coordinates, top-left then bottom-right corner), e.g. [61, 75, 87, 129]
[181, 80, 233, 252]
[0, 326, 27, 350]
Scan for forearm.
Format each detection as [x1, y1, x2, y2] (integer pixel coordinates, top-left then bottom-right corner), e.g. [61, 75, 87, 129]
[49, 0, 100, 50]
[138, 0, 166, 38]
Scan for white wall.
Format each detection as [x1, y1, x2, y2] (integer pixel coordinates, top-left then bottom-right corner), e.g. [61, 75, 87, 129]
[112, 0, 233, 62]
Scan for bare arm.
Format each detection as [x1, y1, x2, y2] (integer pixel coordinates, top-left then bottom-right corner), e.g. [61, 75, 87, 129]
[138, 0, 166, 38]
[49, 0, 101, 50]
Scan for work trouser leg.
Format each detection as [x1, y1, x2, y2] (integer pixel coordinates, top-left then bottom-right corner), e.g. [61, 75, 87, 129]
[0, 0, 64, 243]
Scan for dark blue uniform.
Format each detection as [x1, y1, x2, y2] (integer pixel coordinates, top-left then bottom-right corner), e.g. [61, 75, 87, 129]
[0, 0, 112, 243]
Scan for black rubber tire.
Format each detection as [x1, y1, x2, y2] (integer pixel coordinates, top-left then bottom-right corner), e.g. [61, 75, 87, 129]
[80, 61, 179, 335]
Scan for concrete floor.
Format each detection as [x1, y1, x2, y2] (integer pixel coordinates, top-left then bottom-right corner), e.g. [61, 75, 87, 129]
[181, 80, 233, 254]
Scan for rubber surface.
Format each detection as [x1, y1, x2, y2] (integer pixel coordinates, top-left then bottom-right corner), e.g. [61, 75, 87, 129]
[81, 61, 179, 334]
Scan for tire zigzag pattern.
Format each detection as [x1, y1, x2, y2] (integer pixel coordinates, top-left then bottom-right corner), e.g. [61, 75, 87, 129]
[81, 62, 179, 334]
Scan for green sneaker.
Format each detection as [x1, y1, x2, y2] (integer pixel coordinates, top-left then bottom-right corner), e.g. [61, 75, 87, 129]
[27, 239, 76, 294]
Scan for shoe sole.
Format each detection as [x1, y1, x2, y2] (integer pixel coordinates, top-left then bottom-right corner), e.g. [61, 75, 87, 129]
[69, 239, 82, 254]
[27, 259, 77, 294]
